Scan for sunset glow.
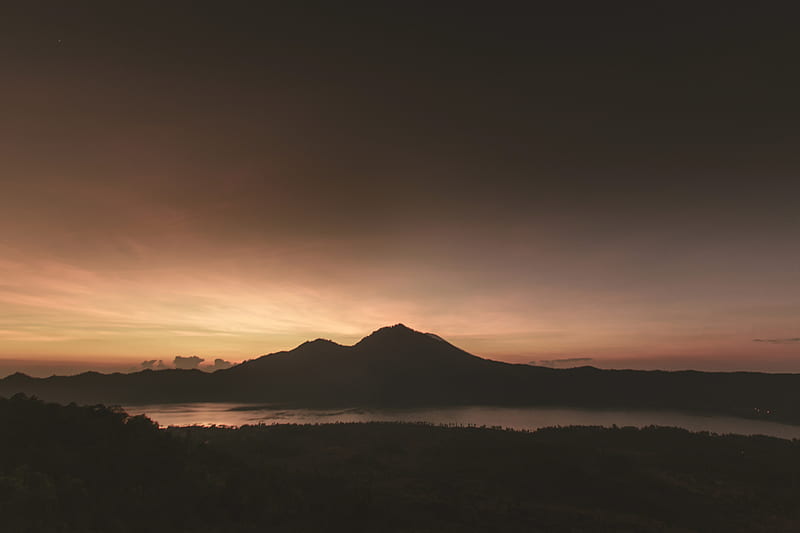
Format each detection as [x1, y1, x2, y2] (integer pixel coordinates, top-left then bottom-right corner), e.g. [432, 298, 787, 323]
[1, 5, 798, 376]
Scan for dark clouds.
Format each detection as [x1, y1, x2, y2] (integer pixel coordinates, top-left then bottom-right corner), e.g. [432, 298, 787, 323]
[211, 359, 233, 370]
[533, 358, 595, 367]
[140, 359, 168, 370]
[753, 338, 800, 345]
[173, 356, 204, 370]
[139, 357, 232, 372]
[0, 5, 799, 372]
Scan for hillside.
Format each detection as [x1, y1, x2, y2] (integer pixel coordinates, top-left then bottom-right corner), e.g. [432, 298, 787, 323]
[3, 395, 800, 533]
[3, 324, 800, 424]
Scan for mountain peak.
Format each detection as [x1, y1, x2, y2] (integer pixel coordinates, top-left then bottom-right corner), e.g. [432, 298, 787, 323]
[293, 338, 343, 352]
[375, 323, 415, 334]
[355, 324, 440, 349]
[300, 338, 340, 346]
[2, 372, 32, 381]
[359, 323, 418, 339]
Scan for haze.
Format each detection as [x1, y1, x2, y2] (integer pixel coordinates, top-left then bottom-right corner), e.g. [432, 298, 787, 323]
[1, 4, 798, 376]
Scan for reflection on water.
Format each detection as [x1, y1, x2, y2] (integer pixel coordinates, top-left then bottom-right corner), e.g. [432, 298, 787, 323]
[123, 403, 800, 440]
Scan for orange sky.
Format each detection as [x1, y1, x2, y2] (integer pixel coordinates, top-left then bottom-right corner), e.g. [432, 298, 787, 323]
[1, 228, 798, 375]
[1, 5, 799, 376]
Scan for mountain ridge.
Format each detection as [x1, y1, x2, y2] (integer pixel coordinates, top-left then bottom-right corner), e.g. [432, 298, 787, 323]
[3, 324, 800, 425]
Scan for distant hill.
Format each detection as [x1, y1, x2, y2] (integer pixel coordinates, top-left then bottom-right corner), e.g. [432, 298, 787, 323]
[3, 324, 800, 424]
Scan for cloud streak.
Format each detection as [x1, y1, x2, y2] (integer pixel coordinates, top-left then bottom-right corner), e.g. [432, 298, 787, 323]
[173, 356, 204, 369]
[753, 338, 800, 344]
[532, 357, 594, 367]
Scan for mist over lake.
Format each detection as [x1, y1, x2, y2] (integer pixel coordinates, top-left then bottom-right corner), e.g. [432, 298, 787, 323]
[124, 403, 800, 440]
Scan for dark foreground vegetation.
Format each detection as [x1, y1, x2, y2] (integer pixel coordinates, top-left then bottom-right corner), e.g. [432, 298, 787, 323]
[2, 395, 800, 532]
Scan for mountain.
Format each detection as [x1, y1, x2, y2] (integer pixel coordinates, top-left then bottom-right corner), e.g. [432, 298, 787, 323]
[214, 324, 519, 405]
[3, 324, 800, 424]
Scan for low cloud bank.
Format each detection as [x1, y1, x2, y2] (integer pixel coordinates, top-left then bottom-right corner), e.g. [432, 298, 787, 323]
[531, 357, 594, 367]
[174, 356, 204, 369]
[211, 358, 233, 370]
[139, 357, 235, 371]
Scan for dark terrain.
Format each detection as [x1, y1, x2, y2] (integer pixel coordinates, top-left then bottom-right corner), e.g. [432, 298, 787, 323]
[1, 395, 799, 532]
[2, 325, 800, 424]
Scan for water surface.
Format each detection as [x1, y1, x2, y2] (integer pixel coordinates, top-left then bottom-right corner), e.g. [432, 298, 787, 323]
[123, 403, 800, 439]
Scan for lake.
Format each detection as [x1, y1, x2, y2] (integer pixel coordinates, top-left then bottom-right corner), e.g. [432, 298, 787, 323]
[124, 403, 800, 439]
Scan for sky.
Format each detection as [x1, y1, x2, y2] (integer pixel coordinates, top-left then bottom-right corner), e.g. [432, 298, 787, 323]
[1, 4, 799, 376]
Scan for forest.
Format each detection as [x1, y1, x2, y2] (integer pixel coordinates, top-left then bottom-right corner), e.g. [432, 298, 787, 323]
[2, 394, 799, 532]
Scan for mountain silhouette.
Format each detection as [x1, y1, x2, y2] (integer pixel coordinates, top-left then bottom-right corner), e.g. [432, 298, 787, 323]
[2, 324, 800, 424]
[215, 324, 513, 404]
